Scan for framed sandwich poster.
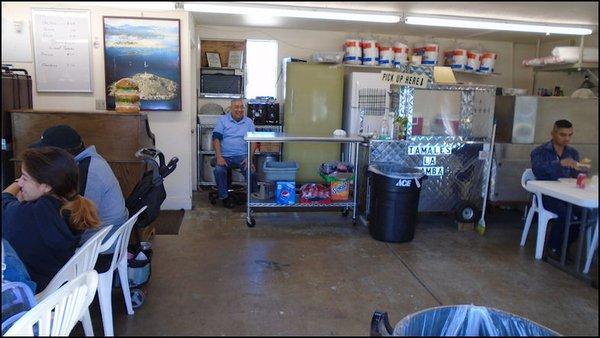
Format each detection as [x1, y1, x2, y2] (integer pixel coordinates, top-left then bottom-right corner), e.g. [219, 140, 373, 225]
[103, 16, 181, 111]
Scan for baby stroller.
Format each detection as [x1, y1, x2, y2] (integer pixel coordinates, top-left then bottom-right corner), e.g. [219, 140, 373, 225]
[121, 147, 178, 308]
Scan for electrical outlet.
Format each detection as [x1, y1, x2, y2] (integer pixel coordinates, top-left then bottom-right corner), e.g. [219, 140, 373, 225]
[95, 99, 105, 110]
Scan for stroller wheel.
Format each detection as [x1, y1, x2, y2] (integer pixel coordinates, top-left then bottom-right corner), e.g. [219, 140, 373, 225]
[209, 196, 217, 205]
[130, 288, 146, 309]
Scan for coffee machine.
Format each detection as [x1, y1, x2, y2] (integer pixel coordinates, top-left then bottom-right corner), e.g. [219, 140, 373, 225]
[247, 99, 280, 125]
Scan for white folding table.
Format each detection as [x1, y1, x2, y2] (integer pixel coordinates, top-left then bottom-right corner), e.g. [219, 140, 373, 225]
[527, 178, 598, 281]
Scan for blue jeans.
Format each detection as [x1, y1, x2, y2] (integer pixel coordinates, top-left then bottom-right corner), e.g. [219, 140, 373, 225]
[2, 239, 37, 293]
[213, 155, 257, 199]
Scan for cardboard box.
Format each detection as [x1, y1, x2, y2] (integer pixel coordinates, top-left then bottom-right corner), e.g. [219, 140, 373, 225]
[259, 142, 281, 153]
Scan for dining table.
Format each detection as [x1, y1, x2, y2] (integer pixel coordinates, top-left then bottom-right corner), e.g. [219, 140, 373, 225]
[527, 176, 598, 284]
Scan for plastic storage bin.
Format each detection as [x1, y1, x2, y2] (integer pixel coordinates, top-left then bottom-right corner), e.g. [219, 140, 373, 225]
[263, 161, 299, 182]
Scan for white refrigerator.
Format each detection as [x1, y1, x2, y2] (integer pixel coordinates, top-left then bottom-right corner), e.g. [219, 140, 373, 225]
[342, 71, 390, 162]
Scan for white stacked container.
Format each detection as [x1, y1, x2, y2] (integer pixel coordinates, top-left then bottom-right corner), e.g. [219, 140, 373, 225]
[422, 43, 439, 65]
[393, 42, 409, 66]
[451, 49, 468, 70]
[344, 38, 362, 65]
[465, 50, 482, 72]
[379, 43, 394, 67]
[361, 39, 379, 66]
[478, 52, 497, 73]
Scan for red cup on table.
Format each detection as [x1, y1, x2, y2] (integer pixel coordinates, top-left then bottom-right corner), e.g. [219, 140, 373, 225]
[576, 173, 587, 189]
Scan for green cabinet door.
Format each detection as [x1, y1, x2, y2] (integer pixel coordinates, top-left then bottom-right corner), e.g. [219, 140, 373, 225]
[283, 63, 344, 183]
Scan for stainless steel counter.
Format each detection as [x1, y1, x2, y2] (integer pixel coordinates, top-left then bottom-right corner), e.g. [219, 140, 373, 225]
[244, 131, 363, 227]
[245, 132, 364, 143]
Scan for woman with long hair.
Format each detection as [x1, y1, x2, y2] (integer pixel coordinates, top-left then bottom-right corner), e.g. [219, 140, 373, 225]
[2, 146, 100, 291]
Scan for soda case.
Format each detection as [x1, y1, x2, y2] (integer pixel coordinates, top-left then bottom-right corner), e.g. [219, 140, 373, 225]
[276, 181, 296, 205]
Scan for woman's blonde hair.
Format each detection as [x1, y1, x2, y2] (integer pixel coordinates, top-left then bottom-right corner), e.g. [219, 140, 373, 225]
[21, 147, 100, 230]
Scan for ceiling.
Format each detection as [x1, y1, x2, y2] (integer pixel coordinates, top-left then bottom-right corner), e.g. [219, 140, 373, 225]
[191, 1, 599, 43]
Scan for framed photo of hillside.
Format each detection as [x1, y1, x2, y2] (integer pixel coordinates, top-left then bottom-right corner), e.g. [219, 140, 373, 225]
[103, 16, 181, 111]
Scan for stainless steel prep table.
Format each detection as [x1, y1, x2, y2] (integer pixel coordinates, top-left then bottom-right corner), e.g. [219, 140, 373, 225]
[244, 132, 364, 227]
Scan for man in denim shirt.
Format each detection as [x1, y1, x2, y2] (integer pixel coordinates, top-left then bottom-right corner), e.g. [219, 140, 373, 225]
[212, 99, 258, 207]
[530, 119, 590, 258]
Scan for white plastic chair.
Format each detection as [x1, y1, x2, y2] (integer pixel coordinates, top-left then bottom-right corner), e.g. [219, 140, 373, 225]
[520, 169, 558, 259]
[96, 206, 147, 337]
[584, 218, 598, 274]
[5, 270, 99, 336]
[35, 225, 112, 336]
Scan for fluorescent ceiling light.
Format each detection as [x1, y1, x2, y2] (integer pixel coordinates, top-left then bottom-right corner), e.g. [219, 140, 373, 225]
[184, 2, 400, 23]
[405, 15, 593, 35]
[82, 2, 175, 10]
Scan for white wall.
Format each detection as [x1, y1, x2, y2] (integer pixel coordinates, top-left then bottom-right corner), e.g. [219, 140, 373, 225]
[512, 43, 537, 94]
[1, 3, 194, 210]
[196, 25, 516, 98]
[194, 25, 519, 187]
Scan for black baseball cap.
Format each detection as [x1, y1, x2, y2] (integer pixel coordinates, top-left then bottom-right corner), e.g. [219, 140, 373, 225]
[29, 125, 83, 150]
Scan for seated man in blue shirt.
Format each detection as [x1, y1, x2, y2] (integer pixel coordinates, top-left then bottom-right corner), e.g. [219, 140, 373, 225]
[212, 99, 258, 207]
[530, 119, 590, 258]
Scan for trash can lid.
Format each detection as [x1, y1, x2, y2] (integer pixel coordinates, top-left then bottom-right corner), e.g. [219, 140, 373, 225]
[368, 163, 425, 179]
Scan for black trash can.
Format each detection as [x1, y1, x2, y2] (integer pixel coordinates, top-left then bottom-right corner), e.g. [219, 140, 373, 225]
[368, 164, 425, 243]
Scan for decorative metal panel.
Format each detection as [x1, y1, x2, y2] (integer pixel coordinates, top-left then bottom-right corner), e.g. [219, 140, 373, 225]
[365, 140, 486, 212]
[357, 81, 496, 215]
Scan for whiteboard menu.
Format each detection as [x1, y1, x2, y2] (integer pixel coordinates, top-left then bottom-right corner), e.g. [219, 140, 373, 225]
[31, 8, 93, 92]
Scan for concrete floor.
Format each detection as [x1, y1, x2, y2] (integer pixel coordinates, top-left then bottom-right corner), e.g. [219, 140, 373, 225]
[83, 191, 598, 336]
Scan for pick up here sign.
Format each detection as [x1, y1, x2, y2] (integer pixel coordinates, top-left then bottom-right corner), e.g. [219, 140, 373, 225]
[380, 71, 429, 88]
